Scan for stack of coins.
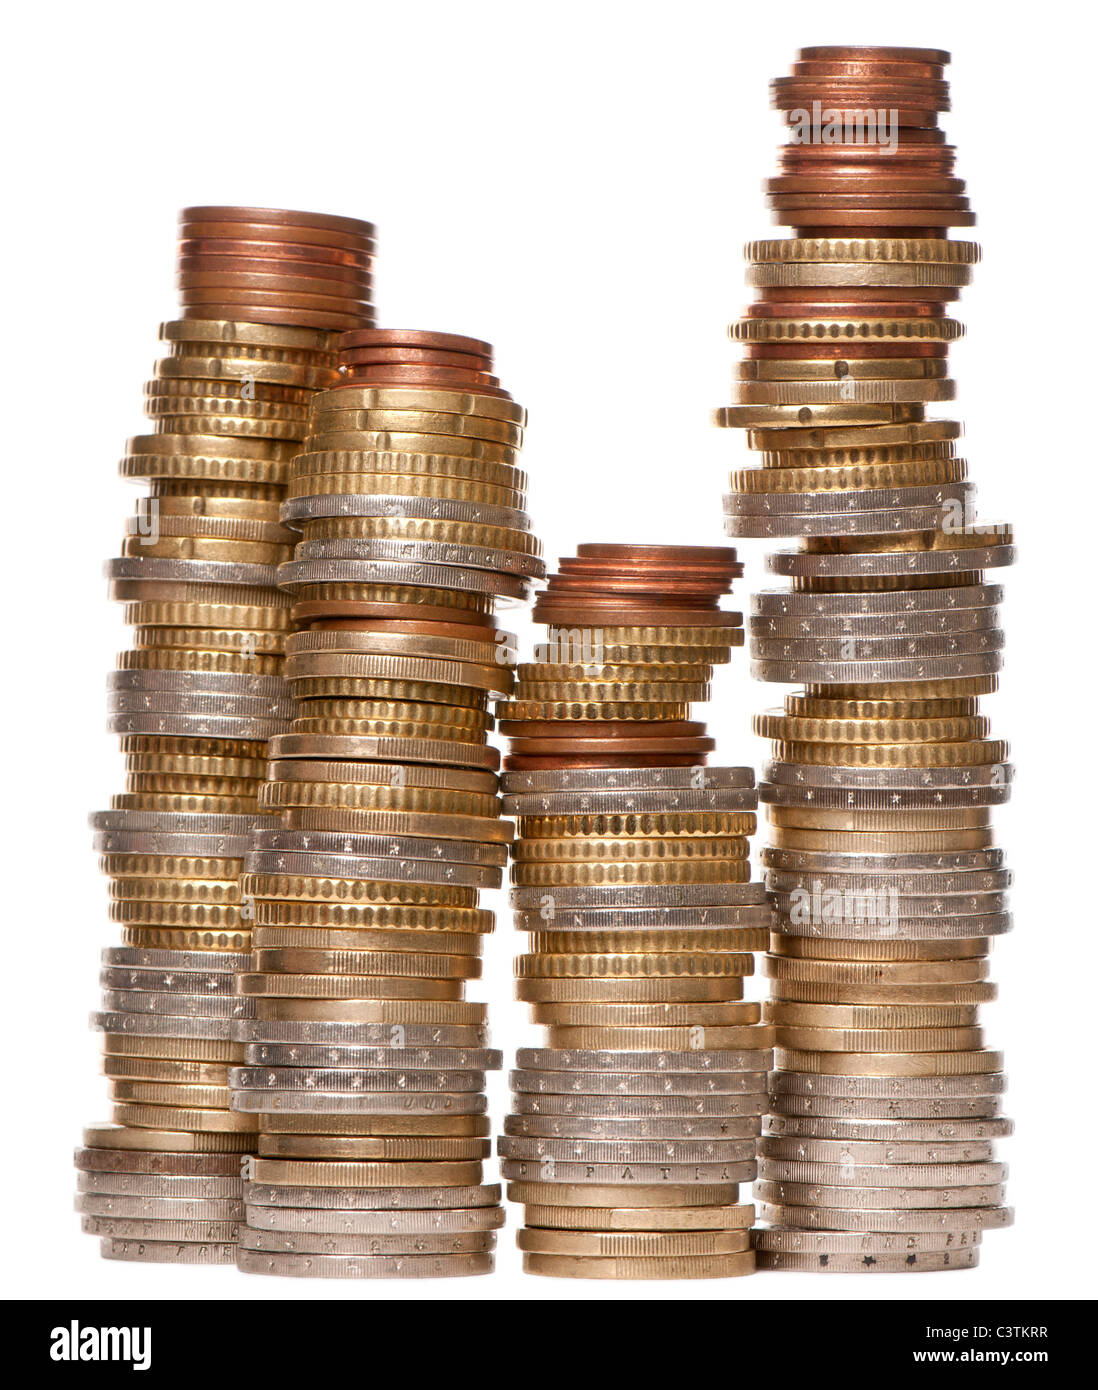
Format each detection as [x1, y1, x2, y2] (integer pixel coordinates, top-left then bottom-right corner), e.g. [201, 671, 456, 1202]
[497, 545, 775, 1278]
[78, 207, 371, 1267]
[714, 48, 1014, 1272]
[230, 328, 540, 1279]
[177, 207, 375, 332]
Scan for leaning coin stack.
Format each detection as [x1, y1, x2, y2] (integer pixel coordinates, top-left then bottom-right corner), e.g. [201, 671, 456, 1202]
[714, 48, 1015, 1272]
[79, 207, 374, 1266]
[230, 327, 541, 1279]
[497, 544, 776, 1278]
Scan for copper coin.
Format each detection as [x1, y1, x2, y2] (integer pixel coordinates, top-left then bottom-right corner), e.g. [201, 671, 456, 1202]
[504, 755, 708, 770]
[305, 618, 508, 644]
[791, 60, 945, 80]
[755, 286, 960, 305]
[530, 607, 741, 627]
[181, 285, 370, 313]
[506, 737, 716, 756]
[178, 273, 374, 301]
[292, 601, 494, 626]
[334, 366, 507, 394]
[766, 176, 965, 194]
[742, 342, 949, 360]
[796, 46, 951, 65]
[180, 220, 374, 253]
[181, 206, 376, 239]
[181, 305, 372, 332]
[745, 300, 946, 318]
[179, 237, 373, 269]
[340, 329, 494, 357]
[501, 721, 706, 739]
[574, 544, 738, 565]
[769, 195, 971, 211]
[786, 212, 977, 229]
[337, 347, 493, 370]
[178, 256, 372, 285]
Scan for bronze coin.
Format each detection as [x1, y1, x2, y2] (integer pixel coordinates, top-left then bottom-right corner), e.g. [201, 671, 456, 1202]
[179, 237, 373, 269]
[181, 206, 375, 238]
[340, 328, 494, 357]
[337, 347, 494, 370]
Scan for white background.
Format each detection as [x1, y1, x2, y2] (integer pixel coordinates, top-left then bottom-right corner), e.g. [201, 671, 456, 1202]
[4, 0, 1095, 1302]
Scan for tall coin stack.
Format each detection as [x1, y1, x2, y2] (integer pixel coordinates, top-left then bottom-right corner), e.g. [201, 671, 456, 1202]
[714, 48, 1015, 1272]
[231, 329, 542, 1279]
[497, 545, 776, 1279]
[79, 207, 373, 1267]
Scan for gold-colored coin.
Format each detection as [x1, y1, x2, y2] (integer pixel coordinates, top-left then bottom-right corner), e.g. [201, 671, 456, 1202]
[314, 385, 525, 425]
[100, 1034, 241, 1063]
[108, 1080, 232, 1108]
[151, 414, 305, 440]
[804, 677, 998, 700]
[119, 927, 251, 954]
[510, 860, 752, 886]
[124, 773, 259, 796]
[506, 1182, 739, 1208]
[110, 792, 259, 814]
[545, 1025, 773, 1050]
[732, 318, 962, 344]
[109, 901, 248, 928]
[156, 352, 336, 389]
[516, 812, 756, 838]
[733, 457, 967, 492]
[517, 662, 715, 683]
[119, 648, 284, 676]
[764, 1002, 978, 1028]
[133, 623, 286, 652]
[767, 827, 993, 852]
[290, 445, 524, 487]
[769, 739, 1008, 768]
[512, 837, 748, 863]
[766, 807, 991, 831]
[253, 948, 479, 977]
[767, 981, 997, 1005]
[292, 699, 490, 730]
[769, 935, 989, 962]
[289, 472, 524, 509]
[286, 717, 487, 742]
[299, 515, 538, 555]
[256, 1135, 489, 1160]
[499, 701, 692, 721]
[764, 956, 990, 984]
[754, 713, 989, 744]
[249, 1158, 484, 1187]
[242, 876, 481, 906]
[520, 1202, 755, 1231]
[517, 1228, 753, 1254]
[310, 408, 521, 447]
[530, 1002, 760, 1026]
[252, 999, 485, 1025]
[102, 853, 241, 880]
[253, 929, 484, 953]
[512, 682, 711, 703]
[530, 929, 768, 955]
[259, 781, 498, 816]
[267, 756, 494, 785]
[516, 978, 746, 1003]
[110, 1103, 257, 1133]
[102, 1057, 230, 1084]
[122, 602, 293, 632]
[515, 953, 754, 979]
[745, 238, 980, 265]
[108, 878, 241, 905]
[249, 908, 492, 937]
[237, 973, 463, 1000]
[771, 1025, 983, 1052]
[784, 695, 979, 719]
[83, 1122, 252, 1153]
[252, 898, 478, 927]
[120, 536, 292, 563]
[259, 1114, 490, 1137]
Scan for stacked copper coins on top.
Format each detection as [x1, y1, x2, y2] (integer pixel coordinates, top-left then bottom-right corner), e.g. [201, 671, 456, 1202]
[497, 545, 776, 1278]
[715, 48, 1014, 1272]
[79, 208, 372, 1266]
[230, 328, 541, 1279]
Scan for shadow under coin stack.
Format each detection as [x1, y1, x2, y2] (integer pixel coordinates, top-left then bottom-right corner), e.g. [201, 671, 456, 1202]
[497, 545, 776, 1279]
[230, 328, 541, 1280]
[78, 206, 373, 1267]
[715, 48, 1015, 1272]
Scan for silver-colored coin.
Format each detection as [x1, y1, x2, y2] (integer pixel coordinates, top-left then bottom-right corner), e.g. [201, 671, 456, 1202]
[497, 1136, 757, 1163]
[236, 1248, 492, 1277]
[508, 883, 767, 910]
[107, 714, 289, 739]
[91, 1011, 236, 1039]
[107, 669, 290, 698]
[102, 947, 250, 972]
[778, 910, 1011, 940]
[508, 1092, 768, 1118]
[728, 507, 973, 540]
[512, 906, 774, 931]
[106, 556, 280, 587]
[244, 1204, 504, 1234]
[102, 1237, 237, 1265]
[231, 1067, 486, 1092]
[90, 810, 262, 835]
[252, 826, 507, 866]
[765, 541, 1015, 577]
[751, 584, 1003, 617]
[727, 484, 970, 516]
[232, 1091, 488, 1115]
[99, 990, 253, 1019]
[758, 1137, 996, 1164]
[282, 493, 530, 531]
[93, 831, 253, 857]
[243, 1182, 501, 1210]
[503, 1113, 760, 1140]
[287, 628, 512, 664]
[753, 1179, 1006, 1208]
[762, 1115, 1013, 1142]
[763, 762, 1013, 791]
[730, 378, 957, 404]
[510, 1070, 768, 1097]
[294, 536, 544, 580]
[242, 1044, 501, 1069]
[770, 890, 1009, 918]
[756, 1200, 1013, 1233]
[761, 783, 1010, 809]
[73, 1148, 243, 1175]
[765, 867, 1012, 895]
[504, 788, 758, 816]
[107, 690, 293, 717]
[76, 1193, 244, 1219]
[770, 1072, 1007, 1098]
[516, 1047, 771, 1074]
[749, 607, 999, 639]
[232, 1019, 489, 1047]
[278, 558, 531, 602]
[500, 766, 756, 794]
[761, 847, 1006, 873]
[239, 1227, 495, 1255]
[500, 1158, 755, 1184]
[754, 1247, 979, 1272]
[752, 1226, 981, 1254]
[80, 1215, 240, 1242]
[752, 655, 1003, 684]
[98, 967, 237, 994]
[269, 732, 497, 767]
[76, 1172, 243, 1198]
[751, 630, 1004, 661]
[244, 850, 500, 890]
[768, 1096, 1005, 1121]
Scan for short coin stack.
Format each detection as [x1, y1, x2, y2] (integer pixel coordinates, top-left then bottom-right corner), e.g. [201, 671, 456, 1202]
[715, 48, 1014, 1271]
[230, 328, 540, 1279]
[78, 207, 371, 1266]
[497, 545, 775, 1278]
